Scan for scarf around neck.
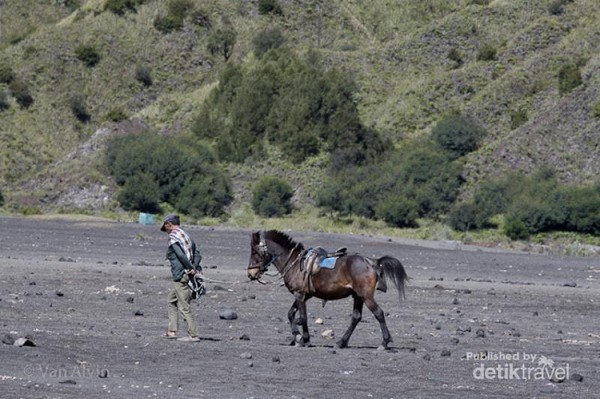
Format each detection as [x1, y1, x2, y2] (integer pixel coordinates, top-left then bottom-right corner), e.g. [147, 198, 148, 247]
[169, 227, 194, 262]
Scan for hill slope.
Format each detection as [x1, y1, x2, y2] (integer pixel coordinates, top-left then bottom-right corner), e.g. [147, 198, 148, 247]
[0, 0, 598, 213]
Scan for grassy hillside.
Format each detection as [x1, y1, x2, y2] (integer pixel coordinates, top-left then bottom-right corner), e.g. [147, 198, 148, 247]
[0, 0, 598, 217]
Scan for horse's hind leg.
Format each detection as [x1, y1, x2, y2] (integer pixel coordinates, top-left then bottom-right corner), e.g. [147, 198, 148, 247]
[364, 297, 392, 350]
[337, 295, 363, 349]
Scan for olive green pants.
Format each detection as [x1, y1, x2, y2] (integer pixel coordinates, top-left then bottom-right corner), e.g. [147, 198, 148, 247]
[167, 274, 198, 337]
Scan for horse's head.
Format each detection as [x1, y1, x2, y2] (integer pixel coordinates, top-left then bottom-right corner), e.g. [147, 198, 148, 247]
[247, 231, 273, 282]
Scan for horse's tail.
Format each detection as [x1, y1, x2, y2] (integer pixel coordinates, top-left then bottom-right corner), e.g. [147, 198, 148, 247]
[377, 256, 409, 301]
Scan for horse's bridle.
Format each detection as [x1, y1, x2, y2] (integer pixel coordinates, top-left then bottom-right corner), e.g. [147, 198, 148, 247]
[248, 237, 279, 275]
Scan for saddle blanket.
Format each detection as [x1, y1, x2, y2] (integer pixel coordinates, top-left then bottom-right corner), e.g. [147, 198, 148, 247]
[319, 257, 337, 269]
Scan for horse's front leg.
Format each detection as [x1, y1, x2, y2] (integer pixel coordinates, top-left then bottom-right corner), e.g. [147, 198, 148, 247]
[287, 300, 300, 345]
[296, 298, 310, 346]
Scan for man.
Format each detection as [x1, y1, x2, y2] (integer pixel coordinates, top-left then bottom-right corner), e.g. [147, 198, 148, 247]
[161, 214, 202, 342]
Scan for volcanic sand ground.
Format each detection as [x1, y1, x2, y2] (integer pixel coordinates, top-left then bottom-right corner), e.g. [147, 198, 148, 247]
[0, 216, 599, 398]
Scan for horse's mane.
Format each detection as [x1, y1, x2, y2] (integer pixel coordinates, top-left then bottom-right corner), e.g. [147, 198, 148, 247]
[264, 230, 304, 251]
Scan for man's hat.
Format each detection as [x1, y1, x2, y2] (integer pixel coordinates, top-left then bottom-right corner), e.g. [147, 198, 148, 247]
[160, 214, 180, 231]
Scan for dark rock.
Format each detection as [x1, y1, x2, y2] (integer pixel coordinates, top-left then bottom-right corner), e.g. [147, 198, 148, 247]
[450, 337, 460, 344]
[452, 297, 460, 305]
[239, 334, 250, 341]
[272, 356, 280, 363]
[126, 297, 134, 303]
[423, 353, 431, 361]
[457, 326, 471, 334]
[29, 281, 36, 286]
[59, 379, 77, 384]
[476, 329, 486, 338]
[55, 290, 64, 297]
[563, 282, 577, 288]
[441, 349, 451, 357]
[98, 369, 109, 378]
[58, 257, 75, 263]
[219, 309, 238, 320]
[2, 334, 15, 345]
[571, 373, 583, 382]
[134, 310, 144, 316]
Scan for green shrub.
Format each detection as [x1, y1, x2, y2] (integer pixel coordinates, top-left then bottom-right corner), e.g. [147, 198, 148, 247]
[251, 176, 293, 217]
[105, 0, 144, 15]
[55, 0, 81, 10]
[510, 109, 528, 129]
[375, 196, 419, 228]
[69, 94, 91, 122]
[0, 63, 15, 84]
[153, 15, 182, 33]
[431, 113, 487, 158]
[477, 44, 497, 61]
[106, 132, 232, 216]
[135, 65, 153, 86]
[116, 172, 162, 213]
[593, 102, 600, 118]
[154, 0, 192, 32]
[105, 108, 128, 122]
[318, 143, 464, 222]
[75, 45, 101, 67]
[168, 0, 193, 19]
[548, 0, 565, 15]
[558, 64, 582, 95]
[191, 10, 211, 29]
[503, 216, 529, 240]
[561, 184, 600, 235]
[9, 79, 33, 109]
[258, 0, 283, 15]
[175, 174, 233, 218]
[207, 29, 237, 61]
[0, 189, 4, 207]
[0, 91, 9, 111]
[448, 203, 480, 232]
[193, 47, 385, 166]
[447, 48, 463, 68]
[252, 28, 285, 58]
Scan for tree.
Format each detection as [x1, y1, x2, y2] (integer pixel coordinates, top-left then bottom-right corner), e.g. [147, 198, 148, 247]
[431, 113, 487, 158]
[207, 29, 236, 61]
[75, 44, 101, 67]
[252, 176, 294, 217]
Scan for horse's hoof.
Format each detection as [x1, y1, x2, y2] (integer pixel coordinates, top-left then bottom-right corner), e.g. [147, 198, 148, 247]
[335, 341, 347, 349]
[377, 344, 388, 351]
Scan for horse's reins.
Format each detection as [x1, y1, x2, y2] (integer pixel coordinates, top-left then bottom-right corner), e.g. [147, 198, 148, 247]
[251, 236, 305, 284]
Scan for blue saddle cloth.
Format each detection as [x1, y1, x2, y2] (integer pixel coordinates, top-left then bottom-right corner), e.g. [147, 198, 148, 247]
[319, 257, 337, 269]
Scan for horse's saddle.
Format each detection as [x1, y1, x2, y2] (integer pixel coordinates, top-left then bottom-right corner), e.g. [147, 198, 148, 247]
[302, 247, 347, 276]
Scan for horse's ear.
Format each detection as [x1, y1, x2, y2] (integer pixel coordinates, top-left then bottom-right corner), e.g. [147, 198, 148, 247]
[251, 231, 260, 244]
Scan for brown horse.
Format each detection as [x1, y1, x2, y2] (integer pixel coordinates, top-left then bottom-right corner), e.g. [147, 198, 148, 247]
[247, 230, 409, 349]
